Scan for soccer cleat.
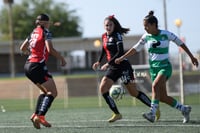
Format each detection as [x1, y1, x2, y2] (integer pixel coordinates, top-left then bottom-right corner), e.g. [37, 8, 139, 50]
[38, 115, 52, 127]
[30, 113, 41, 129]
[155, 107, 161, 121]
[181, 105, 191, 123]
[30, 113, 36, 121]
[108, 113, 122, 123]
[143, 112, 155, 123]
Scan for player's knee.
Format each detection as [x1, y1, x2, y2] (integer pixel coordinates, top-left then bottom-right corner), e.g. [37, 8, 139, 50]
[53, 90, 58, 98]
[100, 86, 109, 94]
[47, 90, 57, 98]
[52, 92, 57, 98]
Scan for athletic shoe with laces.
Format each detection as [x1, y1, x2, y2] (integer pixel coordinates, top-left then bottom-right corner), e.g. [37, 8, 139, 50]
[155, 107, 161, 121]
[182, 105, 191, 123]
[38, 115, 52, 127]
[30, 113, 41, 129]
[108, 113, 122, 123]
[143, 112, 155, 123]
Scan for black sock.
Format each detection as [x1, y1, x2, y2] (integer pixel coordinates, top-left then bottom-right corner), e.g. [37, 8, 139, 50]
[102, 92, 120, 114]
[35, 94, 45, 114]
[136, 91, 151, 107]
[38, 95, 54, 116]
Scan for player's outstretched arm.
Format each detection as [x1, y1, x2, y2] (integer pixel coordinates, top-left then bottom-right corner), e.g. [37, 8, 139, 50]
[45, 40, 66, 66]
[115, 47, 137, 64]
[180, 44, 199, 67]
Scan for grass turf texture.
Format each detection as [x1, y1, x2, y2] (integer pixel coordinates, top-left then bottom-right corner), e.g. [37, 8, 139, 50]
[0, 94, 199, 111]
[0, 74, 199, 132]
[0, 96, 199, 133]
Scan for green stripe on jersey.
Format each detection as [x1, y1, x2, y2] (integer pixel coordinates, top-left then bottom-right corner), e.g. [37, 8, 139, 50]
[148, 47, 168, 54]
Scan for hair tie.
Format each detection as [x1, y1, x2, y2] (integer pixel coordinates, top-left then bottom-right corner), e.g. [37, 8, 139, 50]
[109, 15, 115, 19]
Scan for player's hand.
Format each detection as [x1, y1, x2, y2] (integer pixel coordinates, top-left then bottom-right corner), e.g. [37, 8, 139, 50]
[191, 57, 199, 67]
[101, 63, 109, 70]
[22, 50, 30, 55]
[92, 62, 100, 70]
[115, 57, 123, 64]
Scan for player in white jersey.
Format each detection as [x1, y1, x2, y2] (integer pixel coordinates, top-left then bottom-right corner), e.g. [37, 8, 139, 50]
[115, 11, 199, 123]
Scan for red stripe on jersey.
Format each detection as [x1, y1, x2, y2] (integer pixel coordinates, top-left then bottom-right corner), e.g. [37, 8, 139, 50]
[102, 34, 111, 61]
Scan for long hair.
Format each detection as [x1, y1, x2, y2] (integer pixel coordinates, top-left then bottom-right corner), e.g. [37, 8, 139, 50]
[105, 15, 130, 35]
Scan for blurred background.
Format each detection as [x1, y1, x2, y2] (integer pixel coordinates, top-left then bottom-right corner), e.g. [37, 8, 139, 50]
[0, 0, 199, 110]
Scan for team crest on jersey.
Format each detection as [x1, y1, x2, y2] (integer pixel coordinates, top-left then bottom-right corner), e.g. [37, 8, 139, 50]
[109, 37, 114, 42]
[161, 36, 165, 41]
[152, 40, 161, 48]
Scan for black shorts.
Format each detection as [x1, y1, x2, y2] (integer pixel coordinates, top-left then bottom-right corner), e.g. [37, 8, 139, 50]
[24, 61, 52, 84]
[105, 60, 134, 84]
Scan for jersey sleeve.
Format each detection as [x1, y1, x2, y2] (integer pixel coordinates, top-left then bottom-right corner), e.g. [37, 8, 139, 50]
[98, 34, 106, 63]
[167, 31, 183, 46]
[133, 34, 146, 52]
[108, 33, 124, 65]
[98, 46, 106, 63]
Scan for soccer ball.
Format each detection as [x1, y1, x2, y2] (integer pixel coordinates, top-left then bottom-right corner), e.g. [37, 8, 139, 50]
[109, 85, 125, 100]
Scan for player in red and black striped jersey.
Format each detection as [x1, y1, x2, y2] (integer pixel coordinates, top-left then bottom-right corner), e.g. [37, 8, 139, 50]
[20, 13, 66, 129]
[92, 15, 160, 122]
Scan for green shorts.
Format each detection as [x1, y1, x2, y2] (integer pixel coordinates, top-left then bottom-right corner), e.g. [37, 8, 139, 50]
[149, 63, 172, 81]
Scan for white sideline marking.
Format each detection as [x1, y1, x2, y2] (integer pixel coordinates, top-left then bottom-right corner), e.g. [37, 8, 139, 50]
[0, 119, 199, 128]
[0, 124, 199, 128]
[56, 124, 200, 128]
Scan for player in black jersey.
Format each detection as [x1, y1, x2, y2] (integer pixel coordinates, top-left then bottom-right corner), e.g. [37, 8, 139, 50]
[92, 15, 160, 122]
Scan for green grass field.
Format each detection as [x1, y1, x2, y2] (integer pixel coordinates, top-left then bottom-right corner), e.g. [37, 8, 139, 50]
[0, 96, 199, 133]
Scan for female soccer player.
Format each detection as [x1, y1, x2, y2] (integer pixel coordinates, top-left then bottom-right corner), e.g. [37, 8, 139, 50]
[115, 11, 199, 123]
[20, 13, 66, 129]
[92, 15, 160, 123]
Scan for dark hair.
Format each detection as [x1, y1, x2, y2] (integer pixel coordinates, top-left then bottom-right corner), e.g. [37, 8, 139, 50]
[144, 11, 158, 28]
[35, 13, 49, 25]
[105, 15, 130, 35]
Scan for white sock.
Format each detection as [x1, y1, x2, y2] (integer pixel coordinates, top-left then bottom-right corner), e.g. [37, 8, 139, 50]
[150, 103, 159, 115]
[175, 102, 185, 111]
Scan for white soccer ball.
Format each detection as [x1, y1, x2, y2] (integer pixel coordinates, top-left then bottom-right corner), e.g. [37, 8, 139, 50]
[109, 85, 125, 100]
